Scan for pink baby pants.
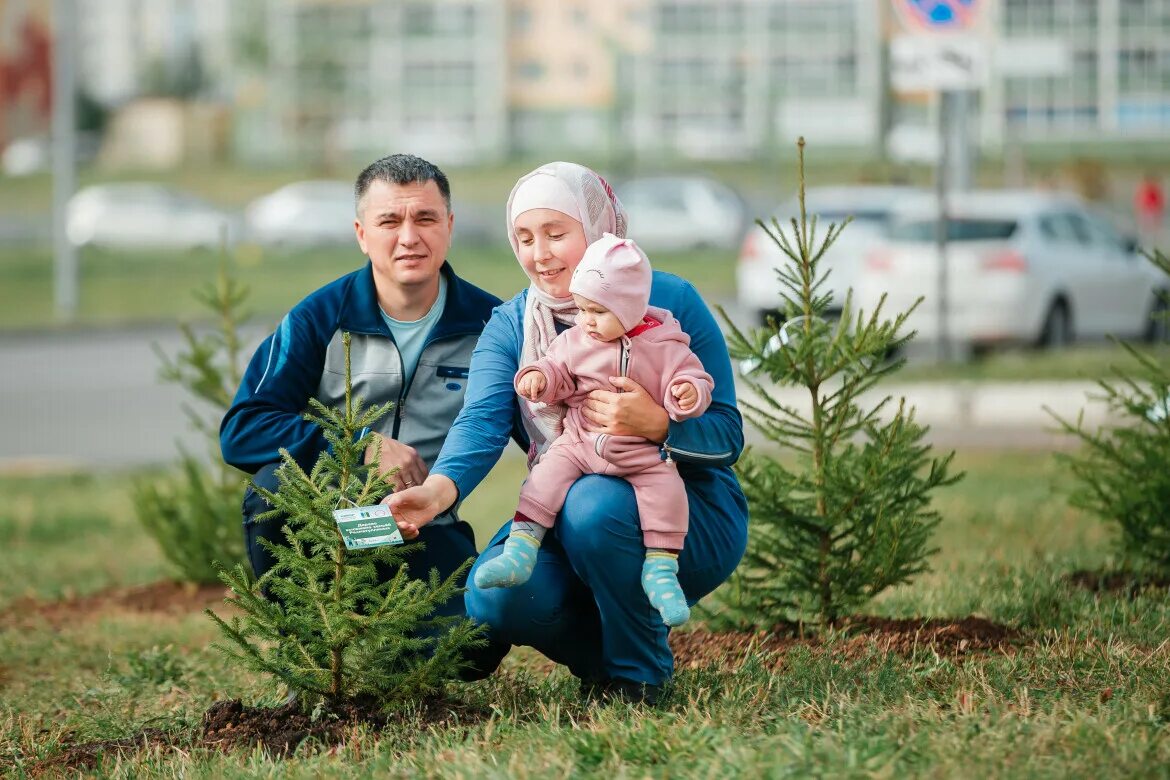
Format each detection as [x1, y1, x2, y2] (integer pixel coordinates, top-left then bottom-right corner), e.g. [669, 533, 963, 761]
[516, 438, 688, 550]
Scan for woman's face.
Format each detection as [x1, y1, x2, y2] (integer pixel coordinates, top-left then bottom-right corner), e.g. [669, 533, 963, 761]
[513, 208, 589, 299]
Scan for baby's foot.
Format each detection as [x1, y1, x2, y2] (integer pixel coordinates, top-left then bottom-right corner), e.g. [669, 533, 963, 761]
[473, 532, 540, 589]
[642, 553, 689, 626]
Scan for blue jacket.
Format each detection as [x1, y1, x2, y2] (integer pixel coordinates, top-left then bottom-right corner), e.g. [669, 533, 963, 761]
[220, 261, 502, 524]
[433, 271, 746, 509]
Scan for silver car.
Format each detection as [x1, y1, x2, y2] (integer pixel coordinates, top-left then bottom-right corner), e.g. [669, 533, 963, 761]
[66, 183, 240, 251]
[619, 176, 747, 252]
[856, 190, 1166, 350]
[245, 180, 357, 248]
[736, 185, 927, 325]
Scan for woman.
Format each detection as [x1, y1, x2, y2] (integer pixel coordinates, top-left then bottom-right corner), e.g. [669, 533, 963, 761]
[388, 162, 748, 702]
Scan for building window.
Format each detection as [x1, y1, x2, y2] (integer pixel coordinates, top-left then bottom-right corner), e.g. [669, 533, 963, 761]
[512, 6, 531, 33]
[516, 60, 545, 80]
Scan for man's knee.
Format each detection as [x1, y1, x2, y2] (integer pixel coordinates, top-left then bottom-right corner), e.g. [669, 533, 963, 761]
[558, 475, 641, 557]
[242, 462, 284, 579]
[242, 462, 282, 522]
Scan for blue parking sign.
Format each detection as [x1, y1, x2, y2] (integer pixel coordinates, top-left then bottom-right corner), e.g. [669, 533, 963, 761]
[894, 0, 979, 31]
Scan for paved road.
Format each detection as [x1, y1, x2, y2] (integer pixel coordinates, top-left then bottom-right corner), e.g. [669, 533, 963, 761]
[0, 321, 1108, 473]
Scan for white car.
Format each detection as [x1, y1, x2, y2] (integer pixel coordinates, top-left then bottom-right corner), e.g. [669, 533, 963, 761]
[245, 180, 356, 248]
[855, 190, 1167, 350]
[736, 185, 927, 324]
[66, 183, 240, 251]
[619, 176, 746, 252]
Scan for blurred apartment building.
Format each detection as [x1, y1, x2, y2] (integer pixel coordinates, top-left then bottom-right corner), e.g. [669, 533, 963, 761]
[55, 0, 1170, 166]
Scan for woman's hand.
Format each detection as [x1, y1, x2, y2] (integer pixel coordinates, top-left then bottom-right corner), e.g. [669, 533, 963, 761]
[383, 475, 458, 541]
[581, 376, 670, 443]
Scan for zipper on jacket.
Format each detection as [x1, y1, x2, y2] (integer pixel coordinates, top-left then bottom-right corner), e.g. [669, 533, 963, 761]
[594, 432, 609, 457]
[661, 442, 735, 463]
[619, 336, 631, 379]
[389, 330, 478, 440]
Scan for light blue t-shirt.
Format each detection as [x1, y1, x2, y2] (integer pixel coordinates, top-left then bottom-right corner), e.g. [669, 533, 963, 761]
[379, 276, 447, 388]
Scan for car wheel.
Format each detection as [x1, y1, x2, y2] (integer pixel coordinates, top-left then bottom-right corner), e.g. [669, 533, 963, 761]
[1038, 299, 1073, 349]
[1145, 292, 1170, 344]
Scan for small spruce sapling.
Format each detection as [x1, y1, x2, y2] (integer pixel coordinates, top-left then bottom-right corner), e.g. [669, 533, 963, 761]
[718, 138, 961, 628]
[132, 257, 249, 584]
[1052, 248, 1170, 574]
[206, 332, 484, 711]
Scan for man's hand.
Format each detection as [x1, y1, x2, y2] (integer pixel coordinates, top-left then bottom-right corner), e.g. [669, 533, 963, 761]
[365, 433, 428, 492]
[516, 371, 547, 401]
[383, 475, 458, 541]
[581, 376, 669, 443]
[671, 381, 698, 411]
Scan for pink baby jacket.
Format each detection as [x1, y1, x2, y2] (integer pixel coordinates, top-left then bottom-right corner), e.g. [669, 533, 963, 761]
[515, 305, 715, 467]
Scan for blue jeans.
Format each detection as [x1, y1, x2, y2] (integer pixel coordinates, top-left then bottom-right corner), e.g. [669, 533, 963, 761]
[242, 462, 510, 680]
[465, 471, 748, 686]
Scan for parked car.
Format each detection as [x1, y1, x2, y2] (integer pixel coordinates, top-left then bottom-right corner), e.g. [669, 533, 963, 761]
[66, 183, 240, 251]
[855, 189, 1167, 351]
[245, 180, 356, 248]
[736, 185, 927, 325]
[618, 176, 747, 252]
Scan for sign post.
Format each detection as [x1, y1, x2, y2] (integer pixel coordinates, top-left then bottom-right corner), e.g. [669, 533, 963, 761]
[51, 0, 78, 322]
[889, 0, 988, 362]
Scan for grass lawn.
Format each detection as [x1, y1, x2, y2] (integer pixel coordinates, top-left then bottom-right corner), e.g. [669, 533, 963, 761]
[0, 244, 737, 332]
[2, 449, 1168, 777]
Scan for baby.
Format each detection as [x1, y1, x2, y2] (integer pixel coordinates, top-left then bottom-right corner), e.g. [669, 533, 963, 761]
[473, 233, 714, 626]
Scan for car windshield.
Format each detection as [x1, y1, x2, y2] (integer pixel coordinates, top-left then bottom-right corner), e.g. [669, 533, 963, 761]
[888, 218, 1017, 242]
[774, 208, 889, 228]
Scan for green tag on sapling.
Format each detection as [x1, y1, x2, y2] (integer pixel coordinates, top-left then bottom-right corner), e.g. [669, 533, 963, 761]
[332, 504, 404, 550]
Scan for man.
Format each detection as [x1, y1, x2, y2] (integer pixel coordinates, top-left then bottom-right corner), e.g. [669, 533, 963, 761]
[220, 153, 508, 678]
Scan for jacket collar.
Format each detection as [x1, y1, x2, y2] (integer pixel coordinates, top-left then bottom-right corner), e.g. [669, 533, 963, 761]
[340, 260, 486, 338]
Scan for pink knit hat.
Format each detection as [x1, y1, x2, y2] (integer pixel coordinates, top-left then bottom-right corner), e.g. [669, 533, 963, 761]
[569, 233, 652, 331]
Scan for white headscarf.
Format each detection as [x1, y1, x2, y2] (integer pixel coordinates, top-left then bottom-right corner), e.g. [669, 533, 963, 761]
[505, 162, 629, 465]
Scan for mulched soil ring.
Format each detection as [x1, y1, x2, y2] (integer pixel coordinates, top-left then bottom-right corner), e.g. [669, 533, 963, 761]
[841, 615, 1020, 657]
[0, 580, 228, 628]
[670, 627, 803, 671]
[200, 696, 490, 757]
[670, 615, 1020, 671]
[1065, 569, 1170, 597]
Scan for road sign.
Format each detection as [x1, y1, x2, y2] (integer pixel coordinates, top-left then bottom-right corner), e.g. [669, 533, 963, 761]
[893, 0, 981, 32]
[891, 34, 987, 91]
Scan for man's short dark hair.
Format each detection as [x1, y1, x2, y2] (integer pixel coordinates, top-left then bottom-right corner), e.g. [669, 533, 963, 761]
[354, 154, 451, 217]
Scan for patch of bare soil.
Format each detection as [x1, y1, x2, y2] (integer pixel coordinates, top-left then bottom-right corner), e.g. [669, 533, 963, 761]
[24, 729, 176, 777]
[670, 616, 1020, 671]
[840, 615, 1020, 657]
[200, 695, 487, 757]
[0, 580, 229, 629]
[1065, 569, 1170, 597]
[670, 627, 804, 671]
[24, 695, 489, 774]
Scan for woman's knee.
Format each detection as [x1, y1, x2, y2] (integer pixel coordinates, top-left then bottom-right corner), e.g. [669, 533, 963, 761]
[558, 475, 641, 556]
[466, 552, 569, 638]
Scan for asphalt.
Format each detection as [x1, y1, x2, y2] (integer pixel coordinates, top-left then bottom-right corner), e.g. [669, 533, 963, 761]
[0, 319, 1111, 474]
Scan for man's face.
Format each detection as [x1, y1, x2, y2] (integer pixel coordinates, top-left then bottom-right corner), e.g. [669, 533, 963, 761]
[354, 179, 453, 290]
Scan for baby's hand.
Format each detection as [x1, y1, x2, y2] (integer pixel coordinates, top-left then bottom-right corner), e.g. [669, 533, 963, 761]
[672, 381, 698, 411]
[518, 372, 547, 401]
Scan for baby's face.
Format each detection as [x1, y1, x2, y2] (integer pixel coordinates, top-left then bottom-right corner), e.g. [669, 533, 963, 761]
[572, 294, 626, 342]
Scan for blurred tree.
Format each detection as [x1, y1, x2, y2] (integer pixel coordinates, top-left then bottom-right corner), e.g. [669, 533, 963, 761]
[131, 257, 249, 584]
[1053, 249, 1170, 575]
[717, 138, 960, 628]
